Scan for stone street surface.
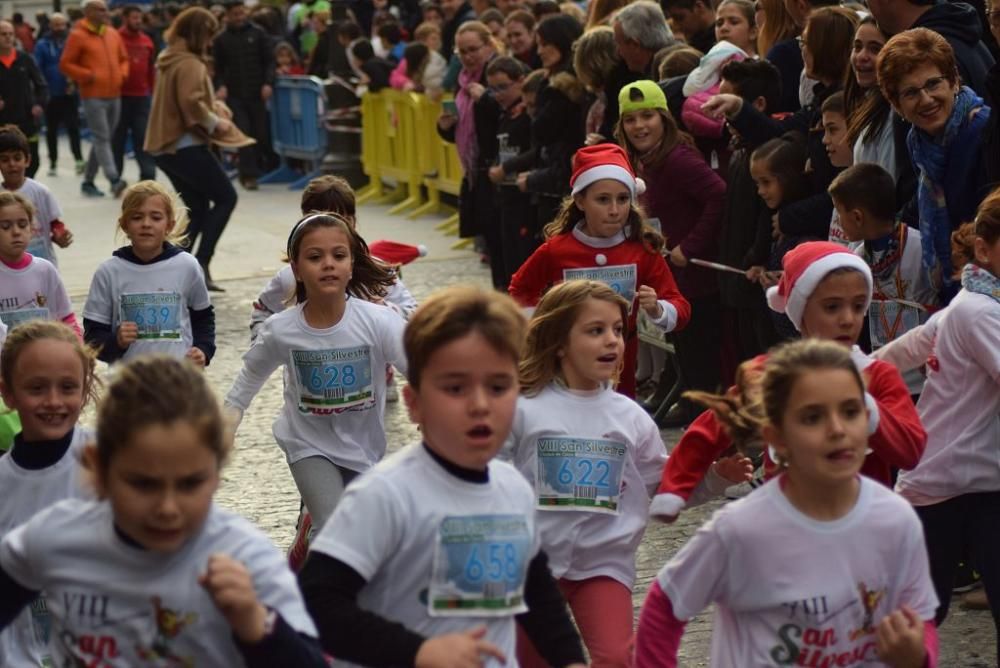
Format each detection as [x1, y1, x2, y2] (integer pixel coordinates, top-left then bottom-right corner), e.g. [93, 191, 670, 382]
[51, 149, 994, 665]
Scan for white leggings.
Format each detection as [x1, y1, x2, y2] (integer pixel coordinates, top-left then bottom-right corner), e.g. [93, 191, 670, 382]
[289, 456, 360, 533]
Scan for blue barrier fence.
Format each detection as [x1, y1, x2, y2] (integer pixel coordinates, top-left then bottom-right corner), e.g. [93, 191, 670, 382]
[260, 75, 329, 190]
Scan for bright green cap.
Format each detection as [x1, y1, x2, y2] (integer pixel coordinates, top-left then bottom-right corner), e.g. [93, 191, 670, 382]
[618, 80, 668, 116]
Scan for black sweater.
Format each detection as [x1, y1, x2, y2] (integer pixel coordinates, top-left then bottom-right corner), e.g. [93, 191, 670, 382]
[0, 50, 48, 135]
[212, 21, 275, 99]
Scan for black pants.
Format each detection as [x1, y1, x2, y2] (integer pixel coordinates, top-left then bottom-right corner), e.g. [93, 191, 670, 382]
[154, 146, 237, 266]
[497, 188, 538, 290]
[674, 293, 723, 418]
[227, 96, 273, 179]
[914, 491, 1000, 658]
[112, 95, 156, 181]
[43, 94, 82, 167]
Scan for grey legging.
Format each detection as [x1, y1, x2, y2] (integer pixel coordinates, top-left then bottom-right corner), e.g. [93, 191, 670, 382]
[289, 456, 360, 533]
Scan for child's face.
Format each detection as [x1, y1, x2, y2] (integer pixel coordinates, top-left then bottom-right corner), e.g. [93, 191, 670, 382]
[621, 109, 665, 155]
[487, 72, 521, 109]
[504, 20, 533, 56]
[0, 339, 86, 442]
[850, 22, 885, 90]
[403, 331, 519, 470]
[749, 158, 783, 210]
[974, 235, 1000, 278]
[832, 199, 865, 242]
[800, 270, 869, 345]
[422, 31, 442, 52]
[559, 298, 625, 391]
[97, 421, 220, 552]
[715, 4, 757, 53]
[276, 48, 292, 67]
[765, 368, 868, 488]
[821, 111, 852, 168]
[291, 226, 354, 300]
[123, 195, 174, 259]
[574, 179, 632, 239]
[0, 203, 31, 262]
[0, 150, 29, 186]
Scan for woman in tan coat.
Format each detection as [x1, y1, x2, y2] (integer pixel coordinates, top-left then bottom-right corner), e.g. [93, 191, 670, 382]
[145, 7, 252, 292]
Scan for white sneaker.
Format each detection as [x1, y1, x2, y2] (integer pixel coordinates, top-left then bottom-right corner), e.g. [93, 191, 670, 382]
[725, 467, 765, 499]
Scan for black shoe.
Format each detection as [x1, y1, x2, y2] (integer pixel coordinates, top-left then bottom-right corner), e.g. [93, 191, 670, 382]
[200, 263, 225, 292]
[657, 402, 692, 429]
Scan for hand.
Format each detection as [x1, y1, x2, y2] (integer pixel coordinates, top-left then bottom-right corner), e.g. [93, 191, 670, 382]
[403, 81, 416, 92]
[637, 284, 663, 319]
[438, 112, 458, 130]
[488, 165, 505, 184]
[771, 212, 781, 240]
[415, 626, 506, 668]
[117, 322, 138, 348]
[516, 172, 528, 192]
[212, 99, 233, 119]
[466, 82, 486, 101]
[214, 118, 234, 135]
[585, 132, 605, 146]
[876, 606, 927, 668]
[745, 265, 765, 283]
[216, 85, 228, 101]
[199, 553, 269, 644]
[261, 84, 273, 101]
[668, 245, 687, 267]
[53, 228, 73, 248]
[713, 454, 754, 483]
[701, 93, 743, 120]
[0, 97, 5, 111]
[760, 271, 782, 288]
[186, 347, 207, 367]
[31, 104, 42, 118]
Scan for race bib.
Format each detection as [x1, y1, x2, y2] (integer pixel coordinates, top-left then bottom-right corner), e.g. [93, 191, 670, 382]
[536, 437, 627, 513]
[120, 293, 182, 340]
[0, 307, 50, 329]
[869, 300, 924, 349]
[563, 264, 638, 311]
[429, 514, 531, 617]
[291, 346, 374, 413]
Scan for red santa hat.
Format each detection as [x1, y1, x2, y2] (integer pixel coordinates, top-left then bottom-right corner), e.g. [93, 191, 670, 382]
[766, 242, 873, 331]
[570, 144, 645, 199]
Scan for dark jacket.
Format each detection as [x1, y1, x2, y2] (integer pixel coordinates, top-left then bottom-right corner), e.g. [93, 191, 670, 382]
[984, 64, 1000, 189]
[912, 1, 995, 98]
[361, 57, 395, 92]
[212, 21, 275, 99]
[0, 50, 48, 135]
[688, 25, 717, 55]
[764, 38, 803, 114]
[441, 2, 476, 59]
[719, 145, 769, 308]
[523, 70, 587, 198]
[599, 60, 642, 140]
[33, 33, 71, 97]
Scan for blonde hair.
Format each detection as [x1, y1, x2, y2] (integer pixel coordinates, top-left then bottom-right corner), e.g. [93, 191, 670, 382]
[572, 26, 620, 90]
[117, 180, 190, 247]
[0, 191, 35, 221]
[519, 280, 629, 395]
[456, 20, 504, 53]
[414, 21, 442, 41]
[404, 286, 526, 389]
[1, 320, 99, 407]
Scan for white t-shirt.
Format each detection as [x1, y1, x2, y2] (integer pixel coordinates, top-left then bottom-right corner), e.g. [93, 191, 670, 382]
[896, 289, 1000, 502]
[0, 500, 317, 668]
[658, 476, 938, 667]
[852, 118, 898, 182]
[16, 178, 62, 266]
[310, 444, 538, 668]
[0, 256, 73, 329]
[83, 251, 212, 360]
[0, 427, 92, 667]
[504, 383, 666, 589]
[226, 298, 407, 471]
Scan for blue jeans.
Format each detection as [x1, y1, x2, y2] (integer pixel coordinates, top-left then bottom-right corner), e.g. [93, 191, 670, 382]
[154, 145, 237, 265]
[113, 95, 156, 181]
[82, 97, 120, 184]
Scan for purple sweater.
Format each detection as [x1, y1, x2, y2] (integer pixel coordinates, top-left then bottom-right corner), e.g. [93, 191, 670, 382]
[639, 142, 726, 299]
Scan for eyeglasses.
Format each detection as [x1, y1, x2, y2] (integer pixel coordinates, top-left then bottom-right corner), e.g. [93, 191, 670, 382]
[454, 43, 484, 56]
[489, 82, 513, 93]
[897, 76, 948, 104]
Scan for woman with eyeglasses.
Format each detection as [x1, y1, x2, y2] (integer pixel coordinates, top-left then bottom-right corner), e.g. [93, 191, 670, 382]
[877, 27, 995, 303]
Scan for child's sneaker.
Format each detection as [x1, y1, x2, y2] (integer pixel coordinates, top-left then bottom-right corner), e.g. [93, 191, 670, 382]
[81, 181, 104, 197]
[111, 179, 128, 198]
[725, 466, 765, 499]
[287, 508, 313, 573]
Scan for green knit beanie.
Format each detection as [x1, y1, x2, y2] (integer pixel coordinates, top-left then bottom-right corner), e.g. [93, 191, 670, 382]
[618, 80, 668, 116]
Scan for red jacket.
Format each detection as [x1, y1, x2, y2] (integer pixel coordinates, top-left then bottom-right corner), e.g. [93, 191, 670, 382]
[118, 26, 154, 97]
[649, 353, 927, 518]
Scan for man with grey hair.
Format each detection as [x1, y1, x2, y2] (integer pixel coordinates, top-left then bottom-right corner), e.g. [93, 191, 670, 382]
[613, 1, 676, 76]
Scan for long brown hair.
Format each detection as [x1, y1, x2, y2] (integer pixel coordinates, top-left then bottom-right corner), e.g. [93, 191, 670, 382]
[614, 107, 693, 170]
[756, 0, 797, 57]
[542, 192, 665, 252]
[165, 6, 218, 57]
[684, 359, 766, 456]
[843, 16, 890, 146]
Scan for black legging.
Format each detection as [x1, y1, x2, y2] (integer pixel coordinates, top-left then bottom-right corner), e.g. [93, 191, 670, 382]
[43, 94, 83, 167]
[153, 145, 237, 267]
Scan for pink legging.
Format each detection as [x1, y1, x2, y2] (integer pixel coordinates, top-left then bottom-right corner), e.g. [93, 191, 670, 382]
[518, 576, 634, 668]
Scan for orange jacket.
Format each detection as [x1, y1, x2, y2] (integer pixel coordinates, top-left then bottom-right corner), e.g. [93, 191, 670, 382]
[58, 19, 127, 98]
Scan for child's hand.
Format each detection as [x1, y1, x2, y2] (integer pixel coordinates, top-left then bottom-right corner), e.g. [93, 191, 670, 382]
[876, 606, 927, 668]
[466, 82, 486, 101]
[668, 246, 687, 267]
[438, 113, 458, 130]
[713, 454, 754, 483]
[488, 165, 505, 184]
[746, 265, 765, 283]
[701, 93, 743, 120]
[771, 213, 781, 239]
[585, 132, 605, 146]
[760, 271, 782, 288]
[637, 285, 662, 319]
[53, 228, 74, 248]
[516, 172, 529, 192]
[117, 322, 138, 348]
[415, 626, 506, 668]
[199, 553, 270, 644]
[186, 347, 207, 367]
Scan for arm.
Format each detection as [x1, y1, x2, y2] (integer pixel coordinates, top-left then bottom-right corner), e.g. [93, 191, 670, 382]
[645, 253, 691, 332]
[261, 30, 275, 87]
[379, 306, 409, 379]
[0, 564, 38, 631]
[634, 580, 686, 668]
[117, 37, 129, 84]
[212, 36, 228, 90]
[728, 98, 809, 147]
[389, 59, 410, 90]
[58, 34, 91, 83]
[871, 312, 939, 372]
[674, 149, 726, 263]
[501, 146, 537, 175]
[189, 306, 217, 365]
[84, 317, 127, 363]
[508, 243, 552, 307]
[235, 613, 328, 667]
[25, 55, 48, 106]
[650, 409, 733, 520]
[865, 362, 927, 471]
[61, 313, 81, 339]
[224, 326, 284, 414]
[515, 551, 586, 667]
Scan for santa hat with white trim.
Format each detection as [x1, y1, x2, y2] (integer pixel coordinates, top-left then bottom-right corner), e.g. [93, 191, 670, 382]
[570, 144, 645, 200]
[766, 241, 873, 331]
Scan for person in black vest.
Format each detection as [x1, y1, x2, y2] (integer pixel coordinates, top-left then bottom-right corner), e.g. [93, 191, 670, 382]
[0, 20, 47, 177]
[212, 0, 276, 191]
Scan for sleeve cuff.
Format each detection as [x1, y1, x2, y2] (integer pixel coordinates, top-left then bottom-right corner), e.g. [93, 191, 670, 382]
[649, 301, 678, 332]
[864, 391, 880, 435]
[649, 493, 686, 521]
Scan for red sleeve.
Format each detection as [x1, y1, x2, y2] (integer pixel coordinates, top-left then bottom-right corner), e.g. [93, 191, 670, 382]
[50, 220, 66, 238]
[508, 242, 554, 307]
[635, 580, 685, 668]
[650, 409, 732, 518]
[923, 620, 938, 668]
[643, 252, 691, 331]
[866, 361, 926, 471]
[61, 313, 82, 340]
[673, 147, 727, 262]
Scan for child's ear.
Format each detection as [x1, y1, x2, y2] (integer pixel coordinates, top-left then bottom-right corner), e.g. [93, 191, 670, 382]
[751, 95, 767, 113]
[0, 378, 13, 408]
[402, 383, 421, 425]
[973, 236, 992, 266]
[573, 192, 585, 212]
[761, 423, 785, 460]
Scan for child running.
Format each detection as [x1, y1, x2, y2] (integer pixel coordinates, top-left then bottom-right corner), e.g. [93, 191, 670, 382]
[509, 144, 691, 397]
[82, 181, 216, 365]
[0, 321, 96, 666]
[299, 285, 587, 668]
[0, 191, 78, 335]
[226, 213, 406, 534]
[635, 339, 939, 667]
[0, 356, 325, 666]
[651, 242, 926, 519]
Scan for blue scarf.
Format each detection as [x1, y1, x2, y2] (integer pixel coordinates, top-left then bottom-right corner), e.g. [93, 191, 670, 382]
[907, 86, 987, 298]
[961, 263, 1000, 304]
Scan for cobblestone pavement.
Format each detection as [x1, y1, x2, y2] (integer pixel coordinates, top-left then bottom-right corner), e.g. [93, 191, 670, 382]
[77, 254, 995, 666]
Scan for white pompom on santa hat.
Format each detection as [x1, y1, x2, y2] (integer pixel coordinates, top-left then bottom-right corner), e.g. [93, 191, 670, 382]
[570, 144, 645, 200]
[766, 241, 873, 332]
